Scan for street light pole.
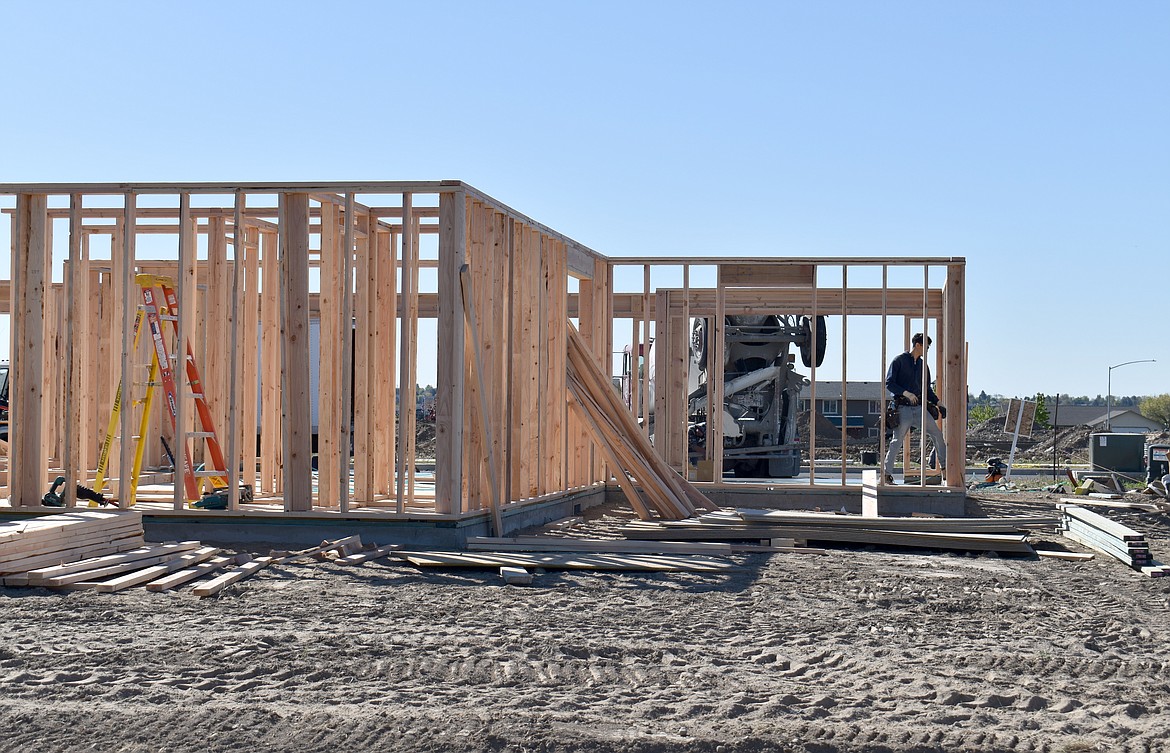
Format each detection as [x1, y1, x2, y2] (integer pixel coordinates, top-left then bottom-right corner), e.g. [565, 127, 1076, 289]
[1106, 359, 1156, 431]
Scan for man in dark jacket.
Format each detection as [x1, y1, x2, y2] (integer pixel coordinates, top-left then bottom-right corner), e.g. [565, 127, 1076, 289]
[882, 333, 947, 484]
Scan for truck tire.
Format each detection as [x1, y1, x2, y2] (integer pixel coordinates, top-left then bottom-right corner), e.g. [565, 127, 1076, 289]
[799, 315, 827, 368]
[690, 318, 707, 371]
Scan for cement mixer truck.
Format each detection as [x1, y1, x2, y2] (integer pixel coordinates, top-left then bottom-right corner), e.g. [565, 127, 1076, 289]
[621, 314, 827, 478]
[687, 314, 826, 478]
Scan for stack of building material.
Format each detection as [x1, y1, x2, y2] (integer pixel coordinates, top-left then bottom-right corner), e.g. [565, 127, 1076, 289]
[394, 550, 739, 573]
[1059, 504, 1170, 577]
[621, 508, 1040, 554]
[0, 511, 145, 582]
[565, 322, 716, 521]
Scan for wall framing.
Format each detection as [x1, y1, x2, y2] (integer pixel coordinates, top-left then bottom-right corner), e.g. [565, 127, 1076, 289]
[0, 181, 966, 521]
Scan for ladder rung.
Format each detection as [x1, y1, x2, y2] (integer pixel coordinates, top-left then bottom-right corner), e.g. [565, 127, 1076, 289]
[160, 315, 178, 321]
[187, 431, 215, 438]
[195, 469, 228, 477]
[186, 392, 204, 399]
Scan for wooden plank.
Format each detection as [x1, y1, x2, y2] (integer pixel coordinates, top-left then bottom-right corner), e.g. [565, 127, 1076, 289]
[466, 536, 733, 555]
[353, 213, 373, 504]
[1059, 504, 1146, 541]
[193, 556, 274, 597]
[338, 193, 356, 512]
[318, 201, 339, 508]
[0, 510, 143, 545]
[11, 194, 47, 506]
[655, 288, 946, 317]
[436, 190, 467, 513]
[280, 193, 313, 511]
[624, 524, 1034, 552]
[734, 508, 1056, 531]
[145, 554, 241, 591]
[35, 542, 204, 586]
[396, 194, 418, 512]
[1035, 548, 1094, 561]
[241, 225, 261, 502]
[719, 263, 815, 287]
[92, 546, 222, 592]
[176, 194, 195, 508]
[270, 535, 363, 564]
[398, 550, 739, 572]
[259, 230, 282, 495]
[333, 543, 400, 565]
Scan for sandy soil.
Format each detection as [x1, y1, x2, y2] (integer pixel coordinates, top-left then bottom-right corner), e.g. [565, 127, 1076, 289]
[2, 490, 1169, 753]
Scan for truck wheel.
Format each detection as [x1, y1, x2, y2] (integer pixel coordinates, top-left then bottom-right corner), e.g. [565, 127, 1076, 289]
[690, 318, 708, 371]
[799, 315, 827, 368]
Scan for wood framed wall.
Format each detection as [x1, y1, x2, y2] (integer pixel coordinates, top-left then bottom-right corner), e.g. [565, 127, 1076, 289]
[0, 182, 966, 518]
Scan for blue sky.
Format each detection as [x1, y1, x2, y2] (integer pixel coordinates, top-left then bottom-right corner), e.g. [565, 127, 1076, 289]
[1, 1, 1167, 399]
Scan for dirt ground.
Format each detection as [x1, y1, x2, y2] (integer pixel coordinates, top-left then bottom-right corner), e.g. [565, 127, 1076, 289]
[2, 489, 1169, 753]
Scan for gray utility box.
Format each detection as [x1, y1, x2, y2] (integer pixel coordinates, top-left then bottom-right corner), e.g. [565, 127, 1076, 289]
[1089, 432, 1145, 473]
[1149, 444, 1170, 483]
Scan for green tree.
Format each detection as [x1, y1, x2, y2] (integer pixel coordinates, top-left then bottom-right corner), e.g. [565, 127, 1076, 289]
[1140, 394, 1170, 429]
[968, 404, 997, 427]
[1033, 393, 1050, 427]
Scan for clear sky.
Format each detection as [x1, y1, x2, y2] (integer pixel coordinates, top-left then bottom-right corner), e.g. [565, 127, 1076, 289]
[1, 1, 1167, 400]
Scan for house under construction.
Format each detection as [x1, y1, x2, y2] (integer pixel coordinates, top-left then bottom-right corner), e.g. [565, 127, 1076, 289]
[0, 182, 967, 541]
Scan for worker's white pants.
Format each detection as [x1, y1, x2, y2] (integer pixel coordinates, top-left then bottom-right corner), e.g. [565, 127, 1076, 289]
[884, 405, 947, 475]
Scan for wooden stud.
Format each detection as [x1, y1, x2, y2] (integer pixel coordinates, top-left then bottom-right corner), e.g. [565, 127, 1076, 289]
[435, 190, 466, 514]
[176, 193, 195, 509]
[11, 194, 47, 506]
[318, 202, 338, 508]
[117, 194, 136, 508]
[280, 193, 313, 511]
[339, 193, 355, 513]
[259, 230, 282, 495]
[944, 263, 965, 488]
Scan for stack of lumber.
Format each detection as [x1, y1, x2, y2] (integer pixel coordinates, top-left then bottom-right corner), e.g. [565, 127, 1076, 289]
[0, 511, 145, 580]
[565, 321, 716, 521]
[1059, 503, 1170, 577]
[621, 508, 1042, 554]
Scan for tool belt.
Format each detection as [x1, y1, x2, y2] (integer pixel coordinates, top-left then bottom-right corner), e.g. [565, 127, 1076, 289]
[887, 396, 944, 428]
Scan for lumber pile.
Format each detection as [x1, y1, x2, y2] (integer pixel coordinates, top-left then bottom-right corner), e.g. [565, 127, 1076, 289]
[395, 550, 739, 573]
[0, 510, 145, 579]
[1059, 503, 1170, 577]
[565, 321, 716, 521]
[621, 508, 1039, 554]
[0, 511, 288, 594]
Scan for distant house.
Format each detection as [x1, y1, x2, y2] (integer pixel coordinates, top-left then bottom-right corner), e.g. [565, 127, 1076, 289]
[798, 381, 886, 438]
[1048, 405, 1161, 434]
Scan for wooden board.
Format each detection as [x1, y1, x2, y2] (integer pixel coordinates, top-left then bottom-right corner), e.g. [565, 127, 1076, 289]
[193, 556, 274, 597]
[398, 550, 739, 572]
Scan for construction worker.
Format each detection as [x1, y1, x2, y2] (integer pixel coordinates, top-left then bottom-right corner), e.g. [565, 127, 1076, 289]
[883, 333, 947, 484]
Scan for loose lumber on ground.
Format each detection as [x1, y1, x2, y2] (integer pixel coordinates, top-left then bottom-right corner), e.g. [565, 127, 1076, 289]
[1058, 504, 1170, 577]
[146, 554, 245, 591]
[396, 550, 740, 573]
[621, 509, 1038, 554]
[21, 541, 202, 586]
[270, 535, 362, 564]
[192, 556, 275, 597]
[68, 547, 222, 593]
[465, 536, 734, 555]
[333, 543, 400, 565]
